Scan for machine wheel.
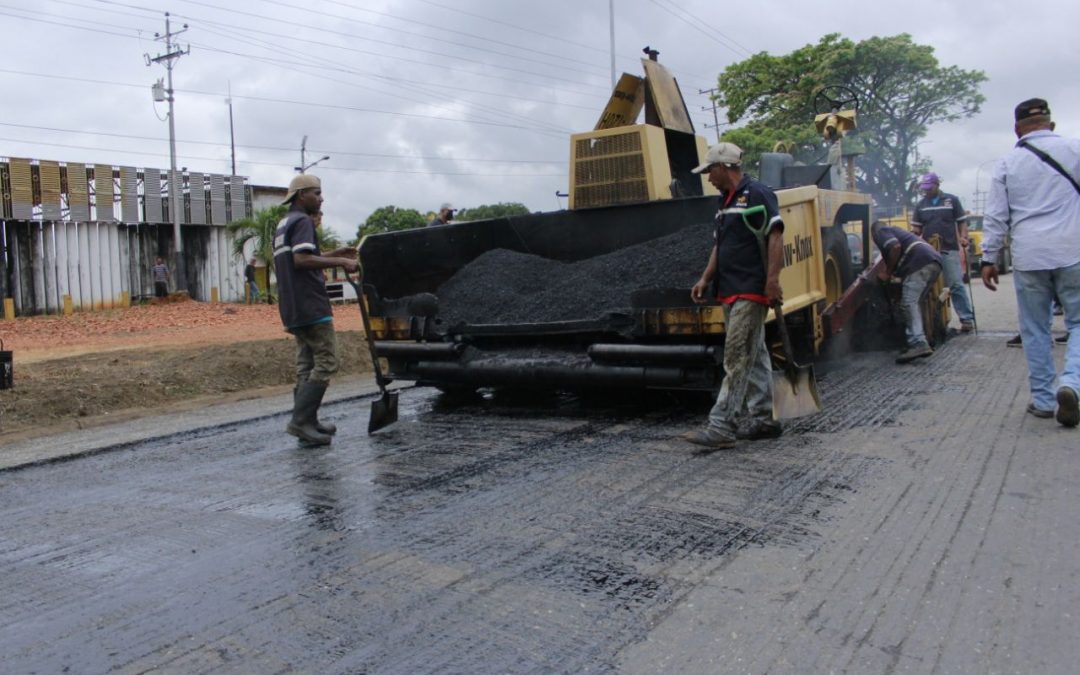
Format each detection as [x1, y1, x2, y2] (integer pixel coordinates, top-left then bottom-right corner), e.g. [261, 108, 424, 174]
[822, 226, 855, 306]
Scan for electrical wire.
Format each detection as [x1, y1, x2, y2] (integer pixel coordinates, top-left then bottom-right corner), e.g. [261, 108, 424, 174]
[0, 136, 567, 177]
[0, 67, 571, 137]
[0, 122, 564, 164]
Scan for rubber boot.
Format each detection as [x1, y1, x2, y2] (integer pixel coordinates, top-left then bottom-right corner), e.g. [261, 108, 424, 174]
[293, 385, 337, 435]
[286, 380, 332, 445]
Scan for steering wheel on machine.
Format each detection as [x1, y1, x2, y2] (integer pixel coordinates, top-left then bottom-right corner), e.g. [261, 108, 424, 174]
[813, 85, 860, 114]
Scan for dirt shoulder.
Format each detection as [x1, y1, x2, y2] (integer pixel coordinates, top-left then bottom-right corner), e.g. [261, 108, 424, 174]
[0, 301, 372, 442]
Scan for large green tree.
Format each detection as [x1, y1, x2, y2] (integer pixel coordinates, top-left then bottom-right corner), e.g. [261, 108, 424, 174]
[356, 205, 426, 240]
[715, 33, 986, 208]
[455, 202, 530, 221]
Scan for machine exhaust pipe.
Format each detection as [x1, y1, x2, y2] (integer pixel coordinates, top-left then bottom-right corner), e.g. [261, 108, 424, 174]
[409, 361, 714, 389]
[587, 343, 717, 365]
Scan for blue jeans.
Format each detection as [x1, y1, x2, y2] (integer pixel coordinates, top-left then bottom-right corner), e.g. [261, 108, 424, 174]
[901, 262, 941, 348]
[940, 250, 973, 323]
[1013, 260, 1080, 410]
[708, 300, 773, 436]
[248, 280, 261, 301]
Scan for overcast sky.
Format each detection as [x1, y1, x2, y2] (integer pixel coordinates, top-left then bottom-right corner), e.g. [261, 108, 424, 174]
[3, 0, 1079, 240]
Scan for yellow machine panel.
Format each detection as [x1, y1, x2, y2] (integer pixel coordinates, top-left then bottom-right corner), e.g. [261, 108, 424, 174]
[570, 125, 672, 209]
[595, 73, 645, 130]
[570, 125, 716, 209]
[641, 59, 694, 134]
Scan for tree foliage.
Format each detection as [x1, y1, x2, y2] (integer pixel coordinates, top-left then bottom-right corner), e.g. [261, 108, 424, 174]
[356, 205, 426, 240]
[714, 33, 986, 208]
[227, 204, 286, 266]
[456, 202, 531, 221]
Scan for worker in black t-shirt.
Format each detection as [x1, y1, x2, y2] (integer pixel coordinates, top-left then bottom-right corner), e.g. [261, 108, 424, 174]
[273, 174, 359, 445]
[682, 142, 785, 450]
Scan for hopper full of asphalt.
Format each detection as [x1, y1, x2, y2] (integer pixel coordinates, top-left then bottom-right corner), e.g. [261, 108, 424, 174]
[434, 223, 714, 325]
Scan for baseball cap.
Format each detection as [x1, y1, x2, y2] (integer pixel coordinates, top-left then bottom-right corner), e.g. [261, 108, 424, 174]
[1014, 98, 1051, 122]
[691, 142, 743, 174]
[440, 202, 455, 211]
[918, 172, 941, 190]
[282, 174, 320, 204]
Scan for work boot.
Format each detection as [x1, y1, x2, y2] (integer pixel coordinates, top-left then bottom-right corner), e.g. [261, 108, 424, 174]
[287, 380, 333, 445]
[1056, 386, 1079, 428]
[1055, 334, 1069, 345]
[294, 385, 337, 435]
[735, 419, 783, 440]
[1006, 334, 1023, 348]
[679, 427, 737, 449]
[960, 321, 974, 333]
[895, 342, 933, 364]
[1026, 403, 1054, 419]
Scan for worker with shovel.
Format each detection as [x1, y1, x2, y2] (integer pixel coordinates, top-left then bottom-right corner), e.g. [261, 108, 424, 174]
[273, 174, 360, 445]
[682, 142, 785, 450]
[871, 222, 943, 363]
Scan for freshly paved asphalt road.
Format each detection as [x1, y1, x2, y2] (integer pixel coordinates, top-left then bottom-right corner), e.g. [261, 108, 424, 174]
[2, 274, 1077, 673]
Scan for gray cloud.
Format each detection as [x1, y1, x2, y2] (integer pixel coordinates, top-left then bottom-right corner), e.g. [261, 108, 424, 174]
[2, 0, 1077, 239]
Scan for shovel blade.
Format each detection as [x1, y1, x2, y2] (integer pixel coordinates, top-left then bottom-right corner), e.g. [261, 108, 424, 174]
[771, 366, 822, 420]
[367, 391, 399, 434]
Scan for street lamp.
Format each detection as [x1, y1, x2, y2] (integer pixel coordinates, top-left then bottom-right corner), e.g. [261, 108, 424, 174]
[295, 155, 330, 173]
[973, 158, 997, 213]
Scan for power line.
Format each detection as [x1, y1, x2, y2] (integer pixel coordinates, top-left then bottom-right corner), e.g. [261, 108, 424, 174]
[0, 67, 571, 136]
[0, 122, 564, 164]
[645, 0, 754, 59]
[268, 0, 608, 73]
[0, 137, 567, 177]
[409, 0, 609, 55]
[173, 0, 608, 92]
[185, 22, 573, 138]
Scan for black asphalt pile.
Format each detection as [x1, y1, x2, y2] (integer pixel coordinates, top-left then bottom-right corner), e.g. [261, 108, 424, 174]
[435, 223, 714, 324]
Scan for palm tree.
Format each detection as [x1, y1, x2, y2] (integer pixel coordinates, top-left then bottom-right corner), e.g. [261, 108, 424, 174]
[227, 204, 286, 303]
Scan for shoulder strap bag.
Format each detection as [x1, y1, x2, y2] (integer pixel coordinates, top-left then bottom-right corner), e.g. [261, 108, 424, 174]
[1018, 140, 1080, 195]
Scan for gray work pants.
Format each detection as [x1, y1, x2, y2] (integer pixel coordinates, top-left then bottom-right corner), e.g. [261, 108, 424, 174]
[707, 300, 773, 437]
[292, 321, 340, 384]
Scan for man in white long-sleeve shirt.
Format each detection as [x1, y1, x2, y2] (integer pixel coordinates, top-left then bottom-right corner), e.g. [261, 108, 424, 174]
[981, 98, 1080, 427]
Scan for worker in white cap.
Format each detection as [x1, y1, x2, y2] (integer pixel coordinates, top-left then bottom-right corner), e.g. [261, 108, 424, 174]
[681, 141, 786, 450]
[273, 174, 360, 445]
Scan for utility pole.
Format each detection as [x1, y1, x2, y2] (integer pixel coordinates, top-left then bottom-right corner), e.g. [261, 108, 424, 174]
[699, 88, 722, 142]
[608, 0, 616, 90]
[226, 81, 236, 177]
[145, 12, 190, 293]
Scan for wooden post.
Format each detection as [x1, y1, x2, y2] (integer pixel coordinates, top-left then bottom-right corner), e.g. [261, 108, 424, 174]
[63, 294, 73, 316]
[3, 297, 13, 320]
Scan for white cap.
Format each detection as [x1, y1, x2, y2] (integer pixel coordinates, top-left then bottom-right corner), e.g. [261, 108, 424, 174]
[440, 202, 455, 211]
[691, 142, 743, 174]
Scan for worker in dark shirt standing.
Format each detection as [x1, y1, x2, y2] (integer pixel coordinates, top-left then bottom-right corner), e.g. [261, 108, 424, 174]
[682, 142, 785, 449]
[910, 172, 974, 333]
[872, 223, 943, 363]
[273, 174, 359, 445]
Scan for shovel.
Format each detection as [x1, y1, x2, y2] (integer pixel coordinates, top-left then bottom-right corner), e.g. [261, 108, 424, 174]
[770, 301, 822, 420]
[344, 272, 399, 434]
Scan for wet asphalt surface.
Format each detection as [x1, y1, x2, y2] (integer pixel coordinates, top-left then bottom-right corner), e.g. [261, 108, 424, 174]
[2, 335, 1079, 674]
